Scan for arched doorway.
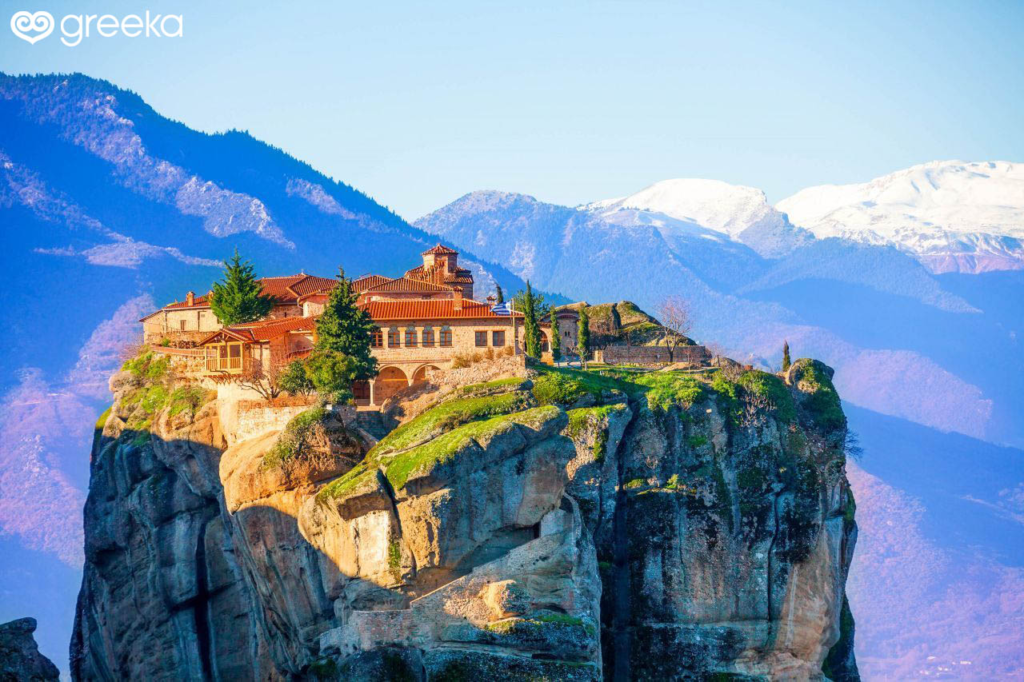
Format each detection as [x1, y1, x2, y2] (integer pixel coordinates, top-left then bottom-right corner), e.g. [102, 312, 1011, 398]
[374, 366, 409, 405]
[412, 365, 440, 386]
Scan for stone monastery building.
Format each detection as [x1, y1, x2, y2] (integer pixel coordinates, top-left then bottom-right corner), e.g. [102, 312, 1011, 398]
[141, 245, 576, 406]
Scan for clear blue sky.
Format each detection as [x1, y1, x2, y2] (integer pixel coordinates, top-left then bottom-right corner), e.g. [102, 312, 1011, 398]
[2, 0, 1022, 220]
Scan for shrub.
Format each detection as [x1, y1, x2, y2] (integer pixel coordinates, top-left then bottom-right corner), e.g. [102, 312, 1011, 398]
[168, 386, 208, 419]
[263, 406, 328, 469]
[799, 364, 846, 431]
[278, 360, 314, 395]
[305, 350, 357, 404]
[738, 370, 796, 422]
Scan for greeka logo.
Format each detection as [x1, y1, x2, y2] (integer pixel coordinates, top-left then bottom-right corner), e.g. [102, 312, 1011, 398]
[9, 9, 183, 47]
[10, 10, 53, 44]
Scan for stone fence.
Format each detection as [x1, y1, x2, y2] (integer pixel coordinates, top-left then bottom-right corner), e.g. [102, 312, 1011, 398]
[597, 344, 711, 367]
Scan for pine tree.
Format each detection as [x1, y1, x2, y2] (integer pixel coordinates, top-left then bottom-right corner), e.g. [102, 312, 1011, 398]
[495, 284, 504, 304]
[782, 340, 791, 372]
[577, 307, 591, 369]
[549, 309, 562, 364]
[521, 281, 543, 358]
[314, 267, 378, 381]
[209, 250, 273, 325]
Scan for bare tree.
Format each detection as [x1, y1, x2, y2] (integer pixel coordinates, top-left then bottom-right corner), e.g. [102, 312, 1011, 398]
[234, 352, 287, 401]
[658, 296, 693, 363]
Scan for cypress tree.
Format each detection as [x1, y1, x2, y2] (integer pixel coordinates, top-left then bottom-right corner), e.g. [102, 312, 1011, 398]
[314, 267, 378, 381]
[495, 284, 504, 304]
[549, 309, 562, 364]
[209, 250, 273, 325]
[522, 281, 543, 358]
[782, 340, 792, 372]
[577, 307, 591, 369]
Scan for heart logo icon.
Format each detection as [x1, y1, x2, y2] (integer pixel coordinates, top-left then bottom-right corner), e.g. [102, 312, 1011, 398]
[10, 10, 54, 44]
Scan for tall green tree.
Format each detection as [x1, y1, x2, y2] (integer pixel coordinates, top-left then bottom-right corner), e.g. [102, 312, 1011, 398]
[209, 250, 273, 325]
[577, 307, 591, 369]
[782, 340, 791, 372]
[314, 267, 378, 381]
[495, 284, 504, 304]
[549, 310, 562, 364]
[519, 281, 543, 358]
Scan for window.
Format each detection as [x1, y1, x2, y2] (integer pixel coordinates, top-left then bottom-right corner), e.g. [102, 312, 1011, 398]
[388, 327, 401, 348]
[422, 326, 435, 347]
[439, 326, 453, 347]
[180, 320, 187, 331]
[492, 331, 505, 347]
[370, 328, 383, 348]
[475, 331, 488, 347]
[405, 326, 417, 347]
[228, 343, 242, 369]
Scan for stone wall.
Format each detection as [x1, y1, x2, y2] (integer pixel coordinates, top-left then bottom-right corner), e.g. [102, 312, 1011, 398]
[599, 344, 710, 367]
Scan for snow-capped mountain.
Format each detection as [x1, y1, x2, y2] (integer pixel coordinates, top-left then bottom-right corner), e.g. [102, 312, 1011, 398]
[777, 160, 1024, 273]
[583, 178, 812, 258]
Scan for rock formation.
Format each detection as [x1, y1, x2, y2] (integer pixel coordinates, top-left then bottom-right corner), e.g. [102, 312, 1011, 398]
[0, 618, 60, 681]
[72, 352, 858, 680]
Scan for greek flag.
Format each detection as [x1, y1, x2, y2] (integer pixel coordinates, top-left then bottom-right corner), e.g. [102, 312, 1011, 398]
[491, 302, 512, 316]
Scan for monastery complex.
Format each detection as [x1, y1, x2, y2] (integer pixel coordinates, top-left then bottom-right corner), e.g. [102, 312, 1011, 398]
[141, 245, 578, 406]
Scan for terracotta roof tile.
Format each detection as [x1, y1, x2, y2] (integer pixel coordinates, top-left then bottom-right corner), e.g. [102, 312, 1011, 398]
[422, 244, 459, 255]
[352, 275, 394, 293]
[230, 315, 317, 342]
[361, 299, 521, 321]
[363, 277, 454, 294]
[288, 275, 338, 297]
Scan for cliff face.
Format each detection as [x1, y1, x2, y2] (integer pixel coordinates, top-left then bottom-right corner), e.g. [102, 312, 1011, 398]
[72, 355, 858, 680]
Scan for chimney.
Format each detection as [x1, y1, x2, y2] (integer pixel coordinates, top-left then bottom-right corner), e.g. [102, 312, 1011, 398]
[486, 294, 497, 305]
[453, 288, 463, 311]
[186, 291, 195, 306]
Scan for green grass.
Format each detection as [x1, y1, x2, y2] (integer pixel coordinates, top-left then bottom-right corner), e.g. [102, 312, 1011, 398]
[122, 351, 169, 381]
[737, 370, 797, 422]
[457, 376, 525, 396]
[629, 372, 707, 411]
[799, 364, 846, 431]
[623, 477, 646, 489]
[687, 435, 708, 448]
[382, 407, 559, 490]
[388, 539, 402, 580]
[95, 406, 112, 432]
[531, 365, 627, 406]
[566, 404, 626, 462]
[263, 406, 328, 469]
[317, 462, 376, 502]
[168, 386, 208, 418]
[372, 390, 531, 457]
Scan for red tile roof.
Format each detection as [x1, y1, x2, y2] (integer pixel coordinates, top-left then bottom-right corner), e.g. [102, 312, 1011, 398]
[362, 277, 454, 294]
[361, 299, 521, 321]
[200, 315, 317, 345]
[352, 275, 394, 293]
[155, 275, 336, 314]
[422, 244, 459, 255]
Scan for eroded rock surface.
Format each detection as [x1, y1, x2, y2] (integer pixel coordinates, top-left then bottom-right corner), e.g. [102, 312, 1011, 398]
[72, 355, 858, 680]
[0, 618, 60, 681]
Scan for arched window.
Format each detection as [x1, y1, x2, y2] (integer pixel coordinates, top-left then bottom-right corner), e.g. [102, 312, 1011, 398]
[388, 327, 401, 348]
[422, 326, 435, 347]
[405, 326, 418, 347]
[439, 326, 453, 347]
[370, 327, 383, 348]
